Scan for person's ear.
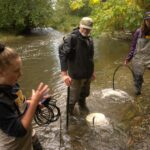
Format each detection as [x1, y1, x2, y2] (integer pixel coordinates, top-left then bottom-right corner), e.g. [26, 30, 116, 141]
[0, 68, 2, 74]
[0, 68, 6, 76]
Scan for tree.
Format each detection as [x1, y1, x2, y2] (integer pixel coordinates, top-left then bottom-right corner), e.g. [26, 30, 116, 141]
[68, 0, 145, 35]
[49, 0, 92, 32]
[0, 0, 53, 33]
[91, 0, 144, 35]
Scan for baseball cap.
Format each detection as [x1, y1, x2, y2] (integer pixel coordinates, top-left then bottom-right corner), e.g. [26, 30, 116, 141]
[80, 17, 93, 29]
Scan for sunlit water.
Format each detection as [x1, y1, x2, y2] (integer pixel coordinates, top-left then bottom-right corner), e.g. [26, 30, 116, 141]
[5, 28, 150, 150]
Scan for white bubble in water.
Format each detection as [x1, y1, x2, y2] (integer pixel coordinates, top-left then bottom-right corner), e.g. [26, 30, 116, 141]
[101, 88, 133, 102]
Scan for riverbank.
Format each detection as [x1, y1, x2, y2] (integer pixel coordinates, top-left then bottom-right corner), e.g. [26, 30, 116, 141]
[0, 29, 132, 44]
[0, 32, 24, 43]
[98, 31, 132, 41]
[112, 31, 132, 40]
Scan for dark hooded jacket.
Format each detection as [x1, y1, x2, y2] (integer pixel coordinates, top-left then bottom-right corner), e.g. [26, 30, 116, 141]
[0, 84, 27, 137]
[59, 28, 94, 79]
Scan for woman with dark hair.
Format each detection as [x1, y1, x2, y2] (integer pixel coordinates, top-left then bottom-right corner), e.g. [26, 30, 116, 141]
[124, 11, 150, 95]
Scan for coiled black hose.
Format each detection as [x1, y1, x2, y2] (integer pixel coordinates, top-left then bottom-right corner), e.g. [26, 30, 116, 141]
[112, 64, 135, 90]
[34, 97, 61, 126]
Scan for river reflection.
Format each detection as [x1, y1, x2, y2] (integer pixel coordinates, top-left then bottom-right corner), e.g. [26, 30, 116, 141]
[5, 28, 150, 150]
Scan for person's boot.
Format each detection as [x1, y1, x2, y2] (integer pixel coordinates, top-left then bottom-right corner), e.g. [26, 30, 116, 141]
[135, 83, 142, 95]
[68, 104, 74, 115]
[32, 133, 43, 150]
[78, 99, 89, 115]
[135, 87, 141, 96]
[134, 74, 143, 96]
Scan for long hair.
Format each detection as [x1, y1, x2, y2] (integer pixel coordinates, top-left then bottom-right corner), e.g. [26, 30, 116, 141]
[141, 20, 150, 37]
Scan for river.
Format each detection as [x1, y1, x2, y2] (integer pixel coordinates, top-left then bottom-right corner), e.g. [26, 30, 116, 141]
[4, 28, 150, 150]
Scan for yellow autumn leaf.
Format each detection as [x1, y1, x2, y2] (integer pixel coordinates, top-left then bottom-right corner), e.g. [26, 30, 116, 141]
[89, 0, 100, 5]
[70, 0, 84, 10]
[125, 0, 133, 5]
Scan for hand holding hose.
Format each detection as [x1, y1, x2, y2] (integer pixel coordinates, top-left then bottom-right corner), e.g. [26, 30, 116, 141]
[63, 75, 72, 86]
[61, 71, 72, 86]
[124, 59, 129, 65]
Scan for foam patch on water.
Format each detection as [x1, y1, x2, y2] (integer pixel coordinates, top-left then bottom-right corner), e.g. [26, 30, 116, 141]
[101, 88, 133, 102]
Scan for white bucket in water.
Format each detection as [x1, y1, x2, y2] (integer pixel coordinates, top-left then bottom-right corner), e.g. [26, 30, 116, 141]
[86, 113, 109, 127]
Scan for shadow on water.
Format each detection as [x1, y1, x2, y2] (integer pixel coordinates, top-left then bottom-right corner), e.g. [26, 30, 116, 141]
[4, 28, 150, 150]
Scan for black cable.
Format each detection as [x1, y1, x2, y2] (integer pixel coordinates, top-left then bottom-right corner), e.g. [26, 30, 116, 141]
[47, 100, 60, 123]
[33, 97, 63, 150]
[59, 113, 62, 150]
[34, 106, 54, 126]
[34, 97, 61, 126]
[112, 64, 135, 90]
[66, 86, 70, 130]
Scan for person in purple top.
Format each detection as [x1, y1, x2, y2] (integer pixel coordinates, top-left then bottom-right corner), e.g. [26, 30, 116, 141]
[124, 11, 150, 95]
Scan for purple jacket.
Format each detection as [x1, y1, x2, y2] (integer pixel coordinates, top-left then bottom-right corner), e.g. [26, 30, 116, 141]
[126, 28, 142, 61]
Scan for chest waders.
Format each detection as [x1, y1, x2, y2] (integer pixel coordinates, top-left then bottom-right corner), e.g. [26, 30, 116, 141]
[0, 126, 33, 150]
[132, 38, 150, 95]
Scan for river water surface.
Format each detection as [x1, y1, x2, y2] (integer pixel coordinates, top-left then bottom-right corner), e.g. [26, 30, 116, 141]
[5, 28, 150, 150]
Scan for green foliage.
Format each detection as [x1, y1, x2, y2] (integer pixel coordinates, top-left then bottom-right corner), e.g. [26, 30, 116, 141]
[1, 0, 148, 34]
[49, 0, 80, 32]
[90, 0, 144, 36]
[69, 0, 84, 10]
[133, 0, 150, 10]
[68, 0, 92, 16]
[50, 0, 91, 32]
[66, 0, 148, 36]
[50, 14, 81, 32]
[0, 0, 53, 33]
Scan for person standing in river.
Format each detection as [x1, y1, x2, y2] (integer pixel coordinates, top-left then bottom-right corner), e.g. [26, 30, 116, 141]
[0, 43, 49, 150]
[59, 17, 95, 115]
[124, 11, 150, 95]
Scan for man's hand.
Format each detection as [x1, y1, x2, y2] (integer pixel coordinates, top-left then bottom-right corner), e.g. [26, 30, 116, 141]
[63, 75, 72, 86]
[61, 71, 72, 86]
[91, 73, 96, 81]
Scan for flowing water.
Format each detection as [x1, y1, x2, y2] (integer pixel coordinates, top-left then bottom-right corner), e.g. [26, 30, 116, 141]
[4, 28, 150, 150]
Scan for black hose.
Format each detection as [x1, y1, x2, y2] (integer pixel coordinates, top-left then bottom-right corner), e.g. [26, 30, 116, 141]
[34, 106, 54, 126]
[112, 64, 135, 90]
[66, 86, 70, 130]
[34, 97, 61, 126]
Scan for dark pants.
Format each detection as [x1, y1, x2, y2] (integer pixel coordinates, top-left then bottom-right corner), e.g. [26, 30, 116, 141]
[133, 73, 143, 94]
[69, 79, 91, 112]
[32, 133, 43, 150]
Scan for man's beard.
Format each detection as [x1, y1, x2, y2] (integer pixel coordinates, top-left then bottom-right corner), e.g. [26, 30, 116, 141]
[80, 32, 89, 37]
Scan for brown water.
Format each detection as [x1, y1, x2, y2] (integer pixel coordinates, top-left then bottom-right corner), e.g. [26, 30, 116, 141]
[5, 28, 150, 150]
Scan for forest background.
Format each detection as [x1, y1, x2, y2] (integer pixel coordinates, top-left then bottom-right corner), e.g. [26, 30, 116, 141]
[0, 0, 149, 36]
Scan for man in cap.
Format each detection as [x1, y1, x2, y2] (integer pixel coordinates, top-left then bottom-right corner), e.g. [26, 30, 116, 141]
[59, 17, 95, 115]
